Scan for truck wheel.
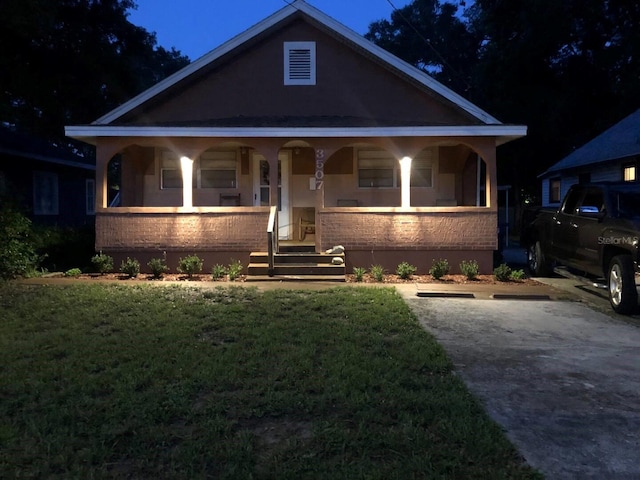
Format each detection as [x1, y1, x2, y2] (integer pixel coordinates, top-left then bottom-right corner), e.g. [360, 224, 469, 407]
[527, 241, 551, 276]
[608, 255, 638, 315]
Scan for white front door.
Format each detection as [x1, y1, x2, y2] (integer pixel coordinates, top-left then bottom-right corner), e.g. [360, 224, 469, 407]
[253, 152, 290, 239]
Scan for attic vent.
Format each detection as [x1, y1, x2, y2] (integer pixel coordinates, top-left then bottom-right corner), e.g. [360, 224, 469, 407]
[284, 42, 316, 85]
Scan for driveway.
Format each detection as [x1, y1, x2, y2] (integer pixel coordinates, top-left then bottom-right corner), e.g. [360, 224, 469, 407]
[396, 285, 640, 480]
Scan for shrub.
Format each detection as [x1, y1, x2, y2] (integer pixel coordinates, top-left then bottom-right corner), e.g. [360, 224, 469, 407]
[63, 268, 82, 278]
[396, 261, 417, 280]
[493, 263, 512, 282]
[0, 205, 39, 279]
[177, 254, 203, 278]
[510, 269, 526, 281]
[227, 259, 243, 281]
[459, 260, 479, 280]
[370, 264, 385, 282]
[353, 266, 366, 282]
[91, 251, 113, 275]
[120, 257, 140, 278]
[211, 264, 227, 280]
[429, 259, 449, 280]
[147, 255, 169, 279]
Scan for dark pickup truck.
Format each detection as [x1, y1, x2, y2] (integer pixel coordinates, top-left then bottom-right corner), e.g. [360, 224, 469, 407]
[522, 182, 640, 314]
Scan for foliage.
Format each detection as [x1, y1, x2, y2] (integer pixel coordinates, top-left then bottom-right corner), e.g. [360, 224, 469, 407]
[91, 252, 113, 275]
[177, 254, 203, 278]
[353, 266, 366, 282]
[429, 258, 450, 280]
[0, 204, 39, 279]
[120, 257, 140, 278]
[32, 226, 95, 273]
[64, 268, 82, 278]
[147, 255, 169, 279]
[510, 269, 526, 281]
[211, 264, 227, 280]
[370, 264, 385, 282]
[493, 263, 512, 282]
[227, 259, 243, 281]
[460, 260, 480, 280]
[396, 261, 417, 279]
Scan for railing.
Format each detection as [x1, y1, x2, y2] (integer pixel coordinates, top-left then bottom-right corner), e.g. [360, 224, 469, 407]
[267, 206, 278, 276]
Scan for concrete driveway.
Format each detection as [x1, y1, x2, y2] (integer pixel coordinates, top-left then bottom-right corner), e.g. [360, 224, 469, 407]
[395, 285, 640, 480]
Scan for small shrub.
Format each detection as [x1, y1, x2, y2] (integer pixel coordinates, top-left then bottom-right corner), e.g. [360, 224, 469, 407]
[510, 269, 526, 281]
[0, 205, 39, 279]
[91, 251, 113, 275]
[429, 259, 450, 280]
[353, 266, 366, 282]
[148, 255, 169, 279]
[493, 263, 512, 282]
[120, 257, 140, 278]
[64, 268, 82, 278]
[177, 254, 203, 278]
[396, 261, 417, 280]
[227, 259, 243, 281]
[459, 260, 479, 280]
[211, 264, 227, 280]
[370, 264, 385, 282]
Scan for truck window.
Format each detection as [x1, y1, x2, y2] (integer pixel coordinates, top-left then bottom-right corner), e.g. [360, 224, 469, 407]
[561, 188, 582, 215]
[580, 187, 605, 214]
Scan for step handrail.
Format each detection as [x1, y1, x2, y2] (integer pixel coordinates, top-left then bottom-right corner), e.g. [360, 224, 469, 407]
[267, 206, 278, 276]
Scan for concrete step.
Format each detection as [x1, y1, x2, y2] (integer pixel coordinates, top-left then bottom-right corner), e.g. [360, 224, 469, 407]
[248, 263, 346, 276]
[245, 274, 346, 282]
[249, 252, 344, 264]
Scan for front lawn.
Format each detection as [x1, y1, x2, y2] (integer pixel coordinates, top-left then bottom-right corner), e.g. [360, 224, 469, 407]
[0, 283, 540, 479]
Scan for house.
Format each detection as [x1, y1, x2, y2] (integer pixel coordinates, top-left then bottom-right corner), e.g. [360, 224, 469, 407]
[539, 108, 640, 207]
[65, 0, 526, 276]
[0, 127, 96, 227]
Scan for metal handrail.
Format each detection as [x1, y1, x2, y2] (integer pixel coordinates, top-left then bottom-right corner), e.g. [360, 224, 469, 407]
[267, 206, 278, 276]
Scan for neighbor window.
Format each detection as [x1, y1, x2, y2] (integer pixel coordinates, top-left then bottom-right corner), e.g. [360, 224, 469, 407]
[623, 164, 636, 182]
[33, 171, 59, 215]
[549, 178, 561, 203]
[358, 150, 396, 188]
[198, 151, 237, 188]
[86, 179, 95, 215]
[284, 41, 316, 85]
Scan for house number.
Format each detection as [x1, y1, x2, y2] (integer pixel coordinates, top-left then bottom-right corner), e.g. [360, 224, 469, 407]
[315, 149, 325, 189]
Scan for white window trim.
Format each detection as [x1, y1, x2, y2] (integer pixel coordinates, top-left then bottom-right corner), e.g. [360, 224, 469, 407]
[198, 150, 238, 189]
[284, 41, 316, 86]
[86, 179, 95, 215]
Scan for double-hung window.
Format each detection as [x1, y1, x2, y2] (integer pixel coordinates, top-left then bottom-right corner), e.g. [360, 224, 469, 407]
[160, 151, 183, 189]
[410, 152, 434, 187]
[199, 151, 237, 188]
[623, 163, 636, 182]
[33, 171, 59, 215]
[358, 150, 396, 188]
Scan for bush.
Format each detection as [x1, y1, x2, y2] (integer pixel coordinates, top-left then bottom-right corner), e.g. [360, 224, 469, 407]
[64, 268, 82, 278]
[353, 266, 366, 282]
[211, 264, 227, 280]
[510, 269, 526, 281]
[120, 257, 140, 278]
[33, 226, 94, 272]
[91, 252, 114, 275]
[370, 264, 385, 282]
[396, 261, 417, 280]
[429, 259, 450, 280]
[177, 254, 203, 278]
[459, 260, 479, 280]
[147, 255, 169, 279]
[0, 205, 39, 279]
[227, 259, 243, 281]
[493, 263, 512, 282]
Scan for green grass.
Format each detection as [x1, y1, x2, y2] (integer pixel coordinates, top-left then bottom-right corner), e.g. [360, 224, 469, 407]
[0, 283, 541, 479]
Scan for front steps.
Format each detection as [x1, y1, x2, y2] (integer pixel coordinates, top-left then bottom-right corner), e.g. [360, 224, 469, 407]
[247, 247, 345, 282]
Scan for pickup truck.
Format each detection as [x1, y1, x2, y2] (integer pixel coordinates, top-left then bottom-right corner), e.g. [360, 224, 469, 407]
[522, 182, 640, 314]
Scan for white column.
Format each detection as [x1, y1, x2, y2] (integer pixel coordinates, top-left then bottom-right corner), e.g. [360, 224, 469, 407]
[399, 156, 412, 208]
[180, 156, 194, 208]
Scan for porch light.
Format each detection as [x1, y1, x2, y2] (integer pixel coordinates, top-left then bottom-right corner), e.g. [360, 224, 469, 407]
[180, 156, 194, 208]
[399, 156, 412, 208]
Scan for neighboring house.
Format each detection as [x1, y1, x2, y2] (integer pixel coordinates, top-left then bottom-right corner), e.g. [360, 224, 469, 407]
[65, 0, 526, 274]
[0, 127, 96, 227]
[539, 108, 640, 207]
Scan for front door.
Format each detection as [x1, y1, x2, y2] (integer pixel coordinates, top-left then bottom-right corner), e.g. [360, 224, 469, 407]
[253, 152, 290, 239]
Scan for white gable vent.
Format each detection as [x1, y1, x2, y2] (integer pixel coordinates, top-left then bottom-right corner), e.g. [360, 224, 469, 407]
[284, 41, 316, 85]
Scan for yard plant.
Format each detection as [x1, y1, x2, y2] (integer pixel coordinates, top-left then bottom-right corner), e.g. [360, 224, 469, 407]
[429, 258, 450, 280]
[147, 255, 169, 279]
[0, 283, 541, 479]
[370, 264, 385, 282]
[353, 266, 366, 282]
[396, 261, 417, 279]
[460, 259, 480, 280]
[119, 257, 140, 278]
[91, 251, 113, 275]
[177, 254, 203, 278]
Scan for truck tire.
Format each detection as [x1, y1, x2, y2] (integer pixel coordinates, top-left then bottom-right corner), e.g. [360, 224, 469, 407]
[608, 255, 638, 315]
[527, 240, 551, 276]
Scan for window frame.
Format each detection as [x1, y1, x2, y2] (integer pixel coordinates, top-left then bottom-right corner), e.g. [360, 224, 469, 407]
[357, 150, 397, 188]
[549, 177, 562, 204]
[33, 171, 59, 215]
[623, 163, 637, 182]
[198, 151, 238, 189]
[86, 178, 95, 215]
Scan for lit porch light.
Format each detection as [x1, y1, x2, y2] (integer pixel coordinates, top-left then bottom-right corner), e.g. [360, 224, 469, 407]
[180, 156, 194, 208]
[399, 156, 412, 208]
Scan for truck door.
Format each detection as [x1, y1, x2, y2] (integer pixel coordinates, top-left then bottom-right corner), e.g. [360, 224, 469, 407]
[550, 186, 582, 266]
[575, 186, 606, 275]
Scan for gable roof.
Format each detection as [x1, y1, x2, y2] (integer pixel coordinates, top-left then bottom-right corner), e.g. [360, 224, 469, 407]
[540, 108, 640, 178]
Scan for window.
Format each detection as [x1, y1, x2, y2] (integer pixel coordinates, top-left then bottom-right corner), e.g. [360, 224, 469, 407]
[410, 153, 434, 188]
[86, 179, 95, 215]
[561, 186, 581, 215]
[358, 150, 396, 188]
[549, 178, 561, 203]
[623, 164, 636, 182]
[199, 151, 237, 188]
[160, 151, 182, 189]
[284, 42, 316, 85]
[33, 171, 59, 215]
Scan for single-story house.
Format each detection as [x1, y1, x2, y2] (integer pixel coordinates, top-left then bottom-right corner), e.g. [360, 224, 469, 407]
[539, 108, 640, 207]
[65, 0, 526, 276]
[0, 127, 96, 227]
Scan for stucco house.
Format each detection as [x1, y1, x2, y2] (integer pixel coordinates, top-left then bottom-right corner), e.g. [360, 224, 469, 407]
[65, 0, 526, 277]
[539, 108, 640, 207]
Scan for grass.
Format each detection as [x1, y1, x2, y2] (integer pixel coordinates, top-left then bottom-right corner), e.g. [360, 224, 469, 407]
[0, 283, 541, 479]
